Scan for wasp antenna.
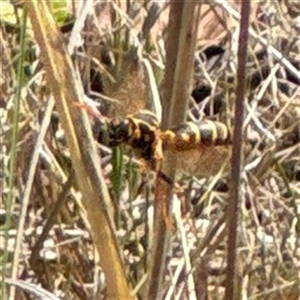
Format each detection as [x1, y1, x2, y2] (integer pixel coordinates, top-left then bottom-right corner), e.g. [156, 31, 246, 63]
[72, 101, 102, 119]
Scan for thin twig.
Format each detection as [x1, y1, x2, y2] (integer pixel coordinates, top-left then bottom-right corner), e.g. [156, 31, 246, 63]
[224, 1, 251, 300]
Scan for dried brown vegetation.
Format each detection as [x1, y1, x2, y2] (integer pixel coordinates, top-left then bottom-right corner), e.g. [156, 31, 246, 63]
[1, 1, 299, 300]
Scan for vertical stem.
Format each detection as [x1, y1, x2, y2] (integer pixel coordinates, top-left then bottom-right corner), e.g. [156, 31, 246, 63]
[146, 1, 200, 299]
[225, 1, 251, 300]
[5, 8, 27, 299]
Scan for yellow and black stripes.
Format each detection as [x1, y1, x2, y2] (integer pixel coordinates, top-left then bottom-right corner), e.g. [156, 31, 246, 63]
[108, 110, 159, 160]
[94, 110, 231, 162]
[160, 120, 231, 152]
[94, 110, 159, 160]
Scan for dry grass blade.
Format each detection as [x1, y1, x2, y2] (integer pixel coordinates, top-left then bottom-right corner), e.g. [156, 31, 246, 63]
[145, 2, 201, 299]
[23, 1, 132, 299]
[67, 0, 93, 55]
[173, 196, 196, 299]
[5, 278, 60, 300]
[9, 96, 55, 299]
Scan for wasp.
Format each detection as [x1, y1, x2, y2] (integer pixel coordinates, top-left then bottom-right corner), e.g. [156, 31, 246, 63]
[92, 109, 232, 177]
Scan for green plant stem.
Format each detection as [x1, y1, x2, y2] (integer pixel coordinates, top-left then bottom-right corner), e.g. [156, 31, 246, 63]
[2, 8, 27, 299]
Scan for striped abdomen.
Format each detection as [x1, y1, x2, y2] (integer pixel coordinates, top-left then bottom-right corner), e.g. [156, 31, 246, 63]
[160, 120, 231, 152]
